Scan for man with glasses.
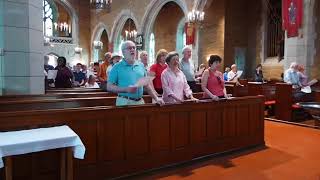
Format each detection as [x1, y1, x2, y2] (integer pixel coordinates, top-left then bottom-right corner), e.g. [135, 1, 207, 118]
[107, 40, 163, 106]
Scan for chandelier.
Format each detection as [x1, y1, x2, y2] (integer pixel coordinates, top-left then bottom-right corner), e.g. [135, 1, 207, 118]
[90, 0, 112, 10]
[187, 10, 205, 24]
[125, 30, 137, 41]
[54, 22, 71, 35]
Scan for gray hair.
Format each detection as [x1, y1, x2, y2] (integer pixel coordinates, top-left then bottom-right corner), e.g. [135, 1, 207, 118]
[139, 51, 148, 59]
[121, 40, 135, 54]
[289, 62, 297, 69]
[182, 46, 192, 54]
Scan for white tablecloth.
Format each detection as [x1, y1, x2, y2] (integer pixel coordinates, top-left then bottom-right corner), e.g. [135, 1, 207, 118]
[0, 125, 86, 168]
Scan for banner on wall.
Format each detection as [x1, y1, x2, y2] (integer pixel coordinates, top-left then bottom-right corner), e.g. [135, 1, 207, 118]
[185, 23, 195, 45]
[282, 0, 303, 38]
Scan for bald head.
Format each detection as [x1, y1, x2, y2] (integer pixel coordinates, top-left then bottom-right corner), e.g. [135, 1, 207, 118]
[231, 64, 237, 72]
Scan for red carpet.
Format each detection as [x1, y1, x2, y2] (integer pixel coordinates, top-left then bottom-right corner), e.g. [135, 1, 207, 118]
[139, 121, 320, 180]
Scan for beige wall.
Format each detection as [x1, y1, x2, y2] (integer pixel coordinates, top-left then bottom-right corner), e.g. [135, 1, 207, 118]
[154, 2, 184, 52]
[198, 0, 225, 70]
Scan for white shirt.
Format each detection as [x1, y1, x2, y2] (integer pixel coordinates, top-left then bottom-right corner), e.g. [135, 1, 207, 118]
[227, 71, 238, 82]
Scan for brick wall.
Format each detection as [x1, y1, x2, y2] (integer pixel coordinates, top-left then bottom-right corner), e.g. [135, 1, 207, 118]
[199, 0, 225, 70]
[66, 0, 91, 63]
[153, 2, 184, 53]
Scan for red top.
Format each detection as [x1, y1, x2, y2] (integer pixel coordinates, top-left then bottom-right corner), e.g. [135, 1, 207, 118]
[203, 70, 225, 98]
[150, 63, 167, 89]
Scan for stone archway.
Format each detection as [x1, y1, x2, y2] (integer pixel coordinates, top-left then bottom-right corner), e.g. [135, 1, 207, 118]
[110, 9, 140, 53]
[91, 23, 110, 61]
[140, 0, 188, 53]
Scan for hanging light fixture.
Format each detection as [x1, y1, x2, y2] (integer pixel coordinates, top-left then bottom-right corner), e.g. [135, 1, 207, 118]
[90, 0, 112, 10]
[187, 10, 205, 24]
[124, 0, 137, 41]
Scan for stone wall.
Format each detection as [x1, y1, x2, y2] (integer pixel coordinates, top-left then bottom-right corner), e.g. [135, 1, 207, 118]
[198, 0, 225, 70]
[153, 2, 184, 53]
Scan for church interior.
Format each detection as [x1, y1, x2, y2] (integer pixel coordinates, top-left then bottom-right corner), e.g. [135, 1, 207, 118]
[0, 0, 320, 179]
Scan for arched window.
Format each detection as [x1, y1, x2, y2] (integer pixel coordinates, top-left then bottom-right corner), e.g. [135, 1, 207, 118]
[43, 0, 54, 37]
[149, 33, 155, 64]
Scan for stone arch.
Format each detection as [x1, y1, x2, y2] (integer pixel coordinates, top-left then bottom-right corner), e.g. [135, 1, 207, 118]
[54, 0, 79, 44]
[140, 0, 188, 53]
[91, 23, 110, 61]
[110, 9, 140, 45]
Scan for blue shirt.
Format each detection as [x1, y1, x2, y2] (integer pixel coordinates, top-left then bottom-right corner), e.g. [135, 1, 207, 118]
[284, 69, 301, 86]
[223, 72, 228, 81]
[108, 59, 146, 98]
[180, 59, 195, 82]
[73, 71, 86, 83]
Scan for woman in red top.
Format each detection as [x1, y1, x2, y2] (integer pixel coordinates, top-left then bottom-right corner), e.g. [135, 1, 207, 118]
[201, 55, 229, 101]
[149, 49, 168, 94]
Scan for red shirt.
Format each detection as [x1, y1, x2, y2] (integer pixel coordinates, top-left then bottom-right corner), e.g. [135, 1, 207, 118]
[150, 63, 167, 89]
[204, 70, 225, 98]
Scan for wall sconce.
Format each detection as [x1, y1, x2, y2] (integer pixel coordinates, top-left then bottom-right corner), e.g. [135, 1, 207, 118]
[74, 47, 83, 54]
[44, 37, 50, 46]
[93, 41, 103, 49]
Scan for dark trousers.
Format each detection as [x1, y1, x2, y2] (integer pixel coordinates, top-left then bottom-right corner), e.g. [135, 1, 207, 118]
[187, 81, 197, 92]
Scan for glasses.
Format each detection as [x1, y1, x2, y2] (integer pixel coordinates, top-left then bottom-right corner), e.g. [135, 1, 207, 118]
[126, 46, 136, 50]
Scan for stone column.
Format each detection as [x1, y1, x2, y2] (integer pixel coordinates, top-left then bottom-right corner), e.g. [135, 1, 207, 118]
[0, 0, 44, 95]
[284, 0, 316, 77]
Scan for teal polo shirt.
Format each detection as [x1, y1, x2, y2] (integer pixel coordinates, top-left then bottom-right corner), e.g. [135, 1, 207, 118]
[108, 59, 146, 99]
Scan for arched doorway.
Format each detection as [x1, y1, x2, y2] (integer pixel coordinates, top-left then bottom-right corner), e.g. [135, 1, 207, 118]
[98, 30, 109, 61]
[115, 18, 137, 56]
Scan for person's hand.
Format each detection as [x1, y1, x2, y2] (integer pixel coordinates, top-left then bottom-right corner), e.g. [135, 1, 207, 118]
[210, 95, 219, 101]
[155, 97, 165, 106]
[126, 86, 138, 93]
[189, 96, 199, 102]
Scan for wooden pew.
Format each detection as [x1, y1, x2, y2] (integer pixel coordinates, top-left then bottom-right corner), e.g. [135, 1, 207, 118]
[0, 92, 112, 102]
[0, 92, 204, 112]
[225, 82, 248, 97]
[0, 96, 264, 179]
[46, 88, 103, 94]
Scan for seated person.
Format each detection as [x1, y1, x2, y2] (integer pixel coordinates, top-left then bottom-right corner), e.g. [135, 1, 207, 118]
[297, 64, 318, 87]
[223, 67, 230, 81]
[73, 63, 86, 87]
[161, 51, 197, 103]
[85, 75, 100, 88]
[254, 64, 264, 82]
[107, 40, 163, 106]
[284, 62, 301, 89]
[201, 55, 229, 101]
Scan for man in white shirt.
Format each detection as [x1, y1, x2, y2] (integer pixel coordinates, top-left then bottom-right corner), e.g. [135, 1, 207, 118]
[227, 64, 242, 86]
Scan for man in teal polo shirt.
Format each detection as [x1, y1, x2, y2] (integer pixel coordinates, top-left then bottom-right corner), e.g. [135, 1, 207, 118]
[107, 41, 163, 106]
